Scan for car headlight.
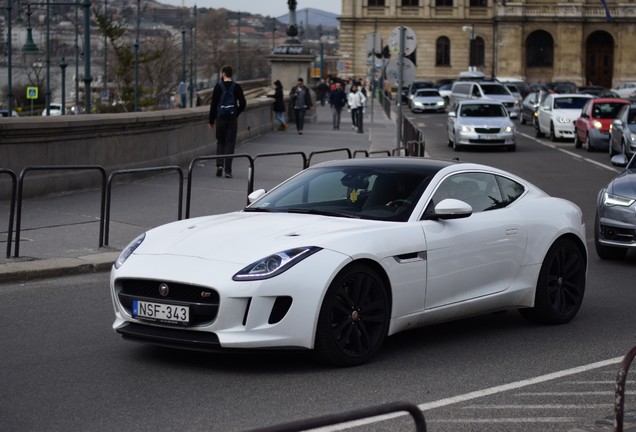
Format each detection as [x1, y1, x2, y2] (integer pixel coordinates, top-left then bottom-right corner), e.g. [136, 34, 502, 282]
[233, 246, 322, 281]
[592, 120, 602, 129]
[503, 126, 513, 133]
[115, 233, 146, 269]
[459, 125, 473, 133]
[558, 117, 570, 123]
[603, 191, 635, 207]
[436, 100, 445, 106]
[629, 134, 636, 144]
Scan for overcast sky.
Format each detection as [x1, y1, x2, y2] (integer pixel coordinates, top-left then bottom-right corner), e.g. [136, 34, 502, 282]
[155, 0, 342, 17]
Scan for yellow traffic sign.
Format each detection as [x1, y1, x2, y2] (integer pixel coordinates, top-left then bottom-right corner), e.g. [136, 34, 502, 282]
[26, 87, 38, 99]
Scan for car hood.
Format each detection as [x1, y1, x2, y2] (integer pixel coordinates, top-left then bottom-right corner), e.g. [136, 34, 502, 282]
[483, 95, 516, 103]
[608, 169, 636, 198]
[414, 96, 443, 103]
[457, 117, 513, 127]
[135, 212, 388, 264]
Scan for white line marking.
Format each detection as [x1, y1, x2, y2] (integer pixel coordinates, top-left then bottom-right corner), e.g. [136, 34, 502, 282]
[463, 404, 610, 409]
[314, 356, 623, 431]
[428, 417, 579, 423]
[518, 132, 619, 173]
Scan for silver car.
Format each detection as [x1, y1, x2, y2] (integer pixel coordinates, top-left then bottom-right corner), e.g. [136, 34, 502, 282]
[447, 100, 516, 151]
[595, 153, 636, 260]
[609, 103, 636, 158]
[409, 89, 446, 113]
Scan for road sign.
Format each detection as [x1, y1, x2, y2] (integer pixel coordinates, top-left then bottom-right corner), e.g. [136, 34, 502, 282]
[26, 87, 38, 100]
[388, 26, 417, 56]
[385, 58, 416, 86]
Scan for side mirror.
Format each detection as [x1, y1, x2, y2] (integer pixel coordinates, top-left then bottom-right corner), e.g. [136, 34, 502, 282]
[509, 112, 518, 119]
[422, 198, 472, 220]
[247, 189, 267, 204]
[611, 154, 629, 168]
[613, 118, 623, 128]
[448, 111, 456, 118]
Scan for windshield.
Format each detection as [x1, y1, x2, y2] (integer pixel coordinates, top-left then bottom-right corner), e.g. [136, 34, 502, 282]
[246, 165, 437, 222]
[480, 84, 510, 95]
[460, 104, 507, 117]
[554, 97, 589, 109]
[416, 90, 440, 97]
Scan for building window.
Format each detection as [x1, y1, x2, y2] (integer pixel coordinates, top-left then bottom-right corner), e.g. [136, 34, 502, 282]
[470, 37, 485, 67]
[402, 0, 419, 5]
[526, 30, 554, 67]
[436, 36, 451, 66]
[368, 0, 386, 5]
[470, 0, 487, 6]
[436, 0, 453, 6]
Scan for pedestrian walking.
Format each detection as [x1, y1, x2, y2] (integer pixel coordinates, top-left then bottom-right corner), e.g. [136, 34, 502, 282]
[329, 82, 347, 130]
[348, 82, 367, 133]
[267, 80, 287, 131]
[208, 65, 247, 178]
[178, 81, 188, 108]
[289, 77, 313, 135]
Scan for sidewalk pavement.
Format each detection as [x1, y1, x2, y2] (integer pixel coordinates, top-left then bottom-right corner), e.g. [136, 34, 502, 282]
[0, 102, 398, 284]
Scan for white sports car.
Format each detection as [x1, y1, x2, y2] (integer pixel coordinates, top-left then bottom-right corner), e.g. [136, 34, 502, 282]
[110, 158, 587, 366]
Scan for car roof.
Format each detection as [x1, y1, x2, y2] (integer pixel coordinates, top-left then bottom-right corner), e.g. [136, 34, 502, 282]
[312, 157, 458, 172]
[458, 99, 504, 105]
[589, 98, 630, 104]
[551, 93, 593, 98]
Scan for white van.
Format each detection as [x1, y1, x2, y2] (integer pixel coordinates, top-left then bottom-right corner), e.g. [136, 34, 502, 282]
[449, 81, 520, 118]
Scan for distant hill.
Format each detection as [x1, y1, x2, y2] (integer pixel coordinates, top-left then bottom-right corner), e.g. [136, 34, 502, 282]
[276, 8, 339, 28]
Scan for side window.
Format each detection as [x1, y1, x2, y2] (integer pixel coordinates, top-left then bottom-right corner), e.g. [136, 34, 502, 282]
[472, 85, 481, 97]
[495, 175, 525, 207]
[424, 172, 503, 215]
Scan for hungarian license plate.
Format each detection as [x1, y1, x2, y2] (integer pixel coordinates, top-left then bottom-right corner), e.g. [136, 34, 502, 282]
[133, 300, 189, 324]
[478, 134, 497, 140]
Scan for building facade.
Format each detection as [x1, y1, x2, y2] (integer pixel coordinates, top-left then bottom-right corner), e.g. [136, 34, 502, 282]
[339, 0, 636, 87]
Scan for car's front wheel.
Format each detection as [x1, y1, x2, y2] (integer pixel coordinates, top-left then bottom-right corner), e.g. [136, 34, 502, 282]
[585, 135, 594, 152]
[519, 237, 586, 325]
[314, 263, 390, 367]
[574, 131, 582, 149]
[549, 122, 557, 142]
[536, 123, 544, 138]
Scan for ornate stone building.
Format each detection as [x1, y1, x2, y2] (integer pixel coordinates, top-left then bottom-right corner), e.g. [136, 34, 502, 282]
[339, 0, 636, 87]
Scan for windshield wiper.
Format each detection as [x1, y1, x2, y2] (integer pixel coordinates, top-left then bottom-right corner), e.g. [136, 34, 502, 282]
[287, 208, 356, 218]
[243, 207, 276, 212]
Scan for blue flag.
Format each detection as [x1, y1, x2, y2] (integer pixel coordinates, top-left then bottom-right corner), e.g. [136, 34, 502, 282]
[601, 0, 612, 22]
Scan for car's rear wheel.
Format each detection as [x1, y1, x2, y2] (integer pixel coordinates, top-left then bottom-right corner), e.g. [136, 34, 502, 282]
[594, 213, 628, 260]
[314, 263, 390, 367]
[585, 135, 593, 152]
[574, 132, 582, 148]
[519, 237, 586, 324]
[536, 123, 544, 138]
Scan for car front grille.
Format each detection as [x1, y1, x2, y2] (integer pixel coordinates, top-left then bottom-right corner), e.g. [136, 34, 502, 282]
[475, 127, 501, 133]
[600, 225, 636, 243]
[117, 278, 220, 326]
[470, 139, 506, 144]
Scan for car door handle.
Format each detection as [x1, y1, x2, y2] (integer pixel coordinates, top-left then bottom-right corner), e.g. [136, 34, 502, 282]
[505, 228, 519, 236]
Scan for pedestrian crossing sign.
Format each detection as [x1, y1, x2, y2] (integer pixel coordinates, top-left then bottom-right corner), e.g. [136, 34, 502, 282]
[26, 87, 38, 99]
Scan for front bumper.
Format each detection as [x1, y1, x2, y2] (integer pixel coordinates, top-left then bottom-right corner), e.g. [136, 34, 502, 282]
[587, 128, 610, 150]
[455, 129, 516, 146]
[596, 202, 636, 248]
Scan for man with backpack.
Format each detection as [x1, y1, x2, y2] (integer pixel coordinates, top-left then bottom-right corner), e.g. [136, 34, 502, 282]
[208, 65, 246, 178]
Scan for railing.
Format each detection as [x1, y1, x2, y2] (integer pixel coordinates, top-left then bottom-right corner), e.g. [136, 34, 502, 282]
[104, 166, 184, 246]
[14, 165, 107, 258]
[243, 401, 427, 432]
[0, 169, 17, 258]
[307, 148, 353, 167]
[614, 345, 636, 432]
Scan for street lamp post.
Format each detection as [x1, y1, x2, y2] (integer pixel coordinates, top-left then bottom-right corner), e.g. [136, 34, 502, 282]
[82, 0, 92, 113]
[237, 11, 241, 80]
[5, 0, 14, 114]
[60, 57, 67, 115]
[462, 24, 476, 71]
[134, 0, 140, 111]
[181, 25, 186, 87]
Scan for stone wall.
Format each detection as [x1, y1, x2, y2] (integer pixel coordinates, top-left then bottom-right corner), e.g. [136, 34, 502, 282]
[0, 98, 275, 199]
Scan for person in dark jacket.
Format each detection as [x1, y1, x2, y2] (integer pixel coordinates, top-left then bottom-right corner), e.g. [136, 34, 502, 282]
[329, 81, 347, 130]
[208, 65, 246, 178]
[267, 80, 287, 131]
[289, 77, 313, 135]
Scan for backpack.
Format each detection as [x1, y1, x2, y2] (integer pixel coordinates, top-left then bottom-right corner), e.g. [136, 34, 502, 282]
[217, 81, 237, 118]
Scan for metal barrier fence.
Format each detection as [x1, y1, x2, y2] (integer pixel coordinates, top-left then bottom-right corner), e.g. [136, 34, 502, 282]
[14, 165, 107, 258]
[244, 400, 427, 432]
[0, 169, 17, 258]
[104, 166, 184, 246]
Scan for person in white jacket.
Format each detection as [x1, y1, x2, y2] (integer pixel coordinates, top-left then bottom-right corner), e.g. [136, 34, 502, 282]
[347, 82, 367, 133]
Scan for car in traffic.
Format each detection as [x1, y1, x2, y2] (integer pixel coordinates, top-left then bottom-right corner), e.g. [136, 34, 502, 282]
[547, 81, 578, 94]
[611, 82, 636, 99]
[519, 90, 546, 126]
[449, 81, 520, 118]
[0, 109, 19, 117]
[536, 93, 594, 141]
[405, 80, 435, 104]
[595, 153, 636, 260]
[574, 97, 629, 152]
[110, 157, 587, 366]
[577, 86, 619, 98]
[409, 89, 446, 113]
[41, 103, 63, 116]
[609, 103, 636, 158]
[447, 100, 516, 151]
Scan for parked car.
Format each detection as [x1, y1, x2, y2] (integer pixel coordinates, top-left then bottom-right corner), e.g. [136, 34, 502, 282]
[609, 103, 636, 158]
[547, 81, 578, 94]
[0, 109, 19, 117]
[611, 82, 636, 99]
[536, 93, 593, 141]
[520, 91, 546, 126]
[449, 81, 520, 118]
[409, 89, 446, 113]
[595, 153, 636, 260]
[110, 157, 587, 366]
[529, 83, 549, 93]
[577, 86, 619, 98]
[41, 103, 63, 116]
[574, 98, 630, 152]
[447, 100, 516, 151]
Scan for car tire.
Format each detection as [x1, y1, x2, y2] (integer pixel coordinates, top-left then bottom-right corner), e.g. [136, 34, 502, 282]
[314, 263, 390, 367]
[535, 124, 544, 138]
[507, 144, 516, 152]
[594, 213, 628, 260]
[585, 135, 593, 152]
[574, 132, 582, 149]
[519, 237, 586, 325]
[549, 122, 557, 142]
[453, 139, 462, 151]
[610, 140, 618, 157]
[520, 115, 526, 125]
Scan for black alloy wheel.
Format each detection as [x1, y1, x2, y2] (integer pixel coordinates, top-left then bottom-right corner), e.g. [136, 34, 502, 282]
[314, 264, 390, 367]
[519, 238, 586, 325]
